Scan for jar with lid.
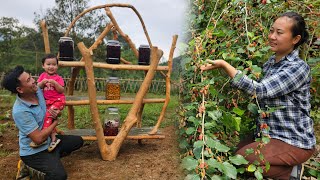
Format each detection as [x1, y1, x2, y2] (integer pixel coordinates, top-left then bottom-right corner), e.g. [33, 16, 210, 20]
[106, 40, 121, 64]
[138, 44, 150, 65]
[106, 76, 120, 100]
[59, 37, 74, 61]
[104, 107, 120, 136]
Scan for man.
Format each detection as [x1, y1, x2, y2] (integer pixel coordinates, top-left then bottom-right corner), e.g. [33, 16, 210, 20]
[2, 66, 83, 180]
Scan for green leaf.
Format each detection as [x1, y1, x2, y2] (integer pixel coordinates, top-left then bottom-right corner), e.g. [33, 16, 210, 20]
[254, 170, 263, 180]
[207, 158, 223, 172]
[229, 154, 249, 165]
[204, 122, 217, 129]
[212, 30, 226, 37]
[215, 141, 230, 152]
[232, 107, 245, 116]
[252, 65, 262, 73]
[193, 147, 202, 159]
[206, 137, 216, 149]
[265, 161, 270, 172]
[185, 174, 201, 180]
[208, 110, 222, 121]
[179, 139, 189, 149]
[247, 164, 256, 172]
[210, 175, 222, 180]
[245, 148, 254, 155]
[247, 32, 254, 38]
[222, 53, 228, 59]
[181, 156, 198, 171]
[222, 162, 237, 179]
[209, 87, 218, 96]
[194, 140, 204, 148]
[247, 45, 256, 52]
[262, 136, 270, 144]
[186, 127, 196, 135]
[237, 48, 245, 54]
[248, 103, 259, 115]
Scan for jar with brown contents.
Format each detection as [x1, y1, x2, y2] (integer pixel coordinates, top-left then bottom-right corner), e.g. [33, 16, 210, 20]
[106, 77, 120, 100]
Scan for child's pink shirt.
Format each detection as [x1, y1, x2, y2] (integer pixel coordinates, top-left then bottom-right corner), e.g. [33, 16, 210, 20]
[37, 72, 65, 101]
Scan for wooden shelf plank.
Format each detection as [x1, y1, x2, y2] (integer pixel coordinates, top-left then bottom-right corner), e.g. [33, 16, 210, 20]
[63, 127, 165, 140]
[65, 96, 165, 105]
[59, 61, 169, 71]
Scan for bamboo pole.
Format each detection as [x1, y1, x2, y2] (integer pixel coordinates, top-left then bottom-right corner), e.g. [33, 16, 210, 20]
[78, 42, 108, 160]
[40, 20, 50, 54]
[149, 35, 178, 135]
[105, 46, 161, 160]
[58, 61, 168, 71]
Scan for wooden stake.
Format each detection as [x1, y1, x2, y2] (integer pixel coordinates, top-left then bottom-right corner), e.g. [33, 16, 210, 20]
[40, 20, 50, 54]
[149, 35, 178, 135]
[78, 42, 108, 160]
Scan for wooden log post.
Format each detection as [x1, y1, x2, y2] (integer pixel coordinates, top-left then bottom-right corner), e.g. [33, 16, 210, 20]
[77, 42, 108, 159]
[40, 20, 50, 54]
[105, 46, 160, 160]
[149, 35, 178, 135]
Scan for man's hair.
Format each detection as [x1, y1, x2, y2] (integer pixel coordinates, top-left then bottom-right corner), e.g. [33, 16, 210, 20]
[42, 54, 58, 64]
[1, 66, 24, 94]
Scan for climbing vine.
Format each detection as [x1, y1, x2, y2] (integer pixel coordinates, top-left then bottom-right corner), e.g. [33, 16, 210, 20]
[179, 0, 320, 179]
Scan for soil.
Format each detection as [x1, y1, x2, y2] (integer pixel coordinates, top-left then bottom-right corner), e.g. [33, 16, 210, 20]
[0, 119, 185, 180]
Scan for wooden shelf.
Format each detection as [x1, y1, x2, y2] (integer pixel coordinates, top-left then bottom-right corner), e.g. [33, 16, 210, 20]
[63, 127, 165, 140]
[59, 61, 169, 71]
[65, 96, 165, 106]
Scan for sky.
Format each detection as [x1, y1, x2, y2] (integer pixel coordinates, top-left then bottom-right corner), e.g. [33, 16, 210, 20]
[0, 0, 189, 60]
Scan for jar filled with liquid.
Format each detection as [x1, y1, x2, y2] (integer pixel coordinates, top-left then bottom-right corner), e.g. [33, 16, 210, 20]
[59, 37, 74, 61]
[138, 45, 150, 65]
[104, 107, 120, 136]
[106, 77, 120, 100]
[106, 40, 121, 64]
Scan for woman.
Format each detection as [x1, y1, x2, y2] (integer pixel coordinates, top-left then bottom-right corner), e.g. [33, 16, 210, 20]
[201, 12, 315, 179]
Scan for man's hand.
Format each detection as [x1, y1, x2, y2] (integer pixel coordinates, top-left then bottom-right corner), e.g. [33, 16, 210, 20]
[48, 107, 61, 119]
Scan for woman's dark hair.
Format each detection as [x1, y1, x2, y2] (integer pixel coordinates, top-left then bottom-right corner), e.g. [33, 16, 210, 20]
[42, 54, 58, 64]
[279, 12, 309, 49]
[1, 66, 24, 94]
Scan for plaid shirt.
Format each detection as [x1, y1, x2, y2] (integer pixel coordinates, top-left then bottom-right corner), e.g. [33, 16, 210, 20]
[231, 49, 316, 149]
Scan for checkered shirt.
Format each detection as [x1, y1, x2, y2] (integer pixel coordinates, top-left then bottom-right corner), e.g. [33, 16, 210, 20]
[231, 49, 316, 149]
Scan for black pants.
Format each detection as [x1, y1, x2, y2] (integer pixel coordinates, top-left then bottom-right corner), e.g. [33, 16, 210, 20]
[20, 135, 83, 180]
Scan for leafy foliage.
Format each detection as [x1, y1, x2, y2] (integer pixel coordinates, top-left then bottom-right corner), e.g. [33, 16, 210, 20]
[179, 0, 320, 179]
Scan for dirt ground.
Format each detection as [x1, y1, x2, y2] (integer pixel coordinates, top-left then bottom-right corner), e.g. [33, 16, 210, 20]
[0, 119, 185, 180]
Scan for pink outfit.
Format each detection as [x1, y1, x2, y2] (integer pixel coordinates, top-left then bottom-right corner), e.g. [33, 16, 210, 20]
[37, 72, 66, 129]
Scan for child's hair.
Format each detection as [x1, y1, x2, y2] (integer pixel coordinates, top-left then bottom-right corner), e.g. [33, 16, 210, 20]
[279, 12, 309, 49]
[42, 54, 58, 64]
[1, 66, 25, 94]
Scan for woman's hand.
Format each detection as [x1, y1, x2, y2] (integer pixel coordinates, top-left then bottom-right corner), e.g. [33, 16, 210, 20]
[200, 59, 238, 78]
[200, 59, 226, 72]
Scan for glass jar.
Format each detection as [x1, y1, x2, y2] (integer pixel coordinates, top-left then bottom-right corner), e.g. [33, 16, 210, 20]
[104, 107, 120, 136]
[106, 77, 120, 100]
[138, 44, 150, 65]
[106, 40, 121, 64]
[59, 37, 74, 61]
